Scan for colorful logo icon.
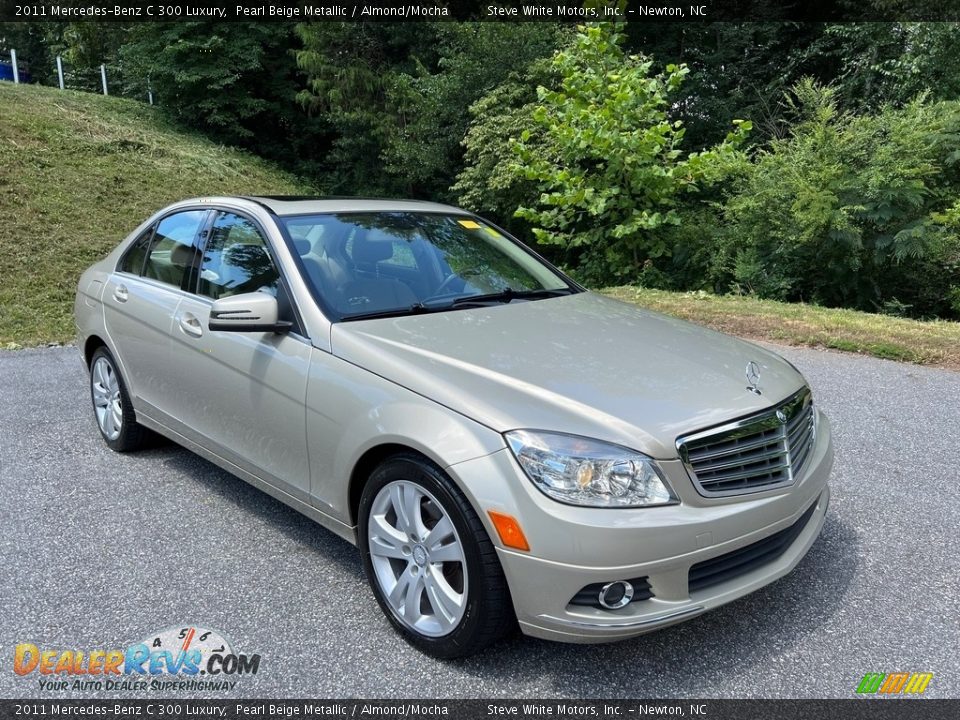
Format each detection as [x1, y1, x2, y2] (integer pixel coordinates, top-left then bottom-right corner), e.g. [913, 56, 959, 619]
[855, 672, 933, 695]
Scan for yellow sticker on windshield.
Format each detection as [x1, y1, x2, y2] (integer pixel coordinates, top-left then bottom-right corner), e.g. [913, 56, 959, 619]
[457, 219, 481, 229]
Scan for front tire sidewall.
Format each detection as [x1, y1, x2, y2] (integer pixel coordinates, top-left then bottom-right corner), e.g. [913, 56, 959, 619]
[358, 457, 496, 658]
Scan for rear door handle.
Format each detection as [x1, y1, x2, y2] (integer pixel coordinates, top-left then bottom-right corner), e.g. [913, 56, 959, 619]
[178, 312, 203, 338]
[113, 284, 128, 303]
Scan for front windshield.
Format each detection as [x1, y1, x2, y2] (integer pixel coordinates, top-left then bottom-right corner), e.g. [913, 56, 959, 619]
[280, 212, 577, 320]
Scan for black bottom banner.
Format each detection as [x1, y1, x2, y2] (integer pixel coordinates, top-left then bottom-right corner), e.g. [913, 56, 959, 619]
[1, 700, 957, 720]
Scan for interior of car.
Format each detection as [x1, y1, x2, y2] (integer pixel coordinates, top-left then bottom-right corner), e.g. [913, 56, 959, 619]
[289, 220, 438, 314]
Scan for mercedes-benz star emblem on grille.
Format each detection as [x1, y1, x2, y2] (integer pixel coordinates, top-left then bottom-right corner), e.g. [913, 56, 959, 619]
[746, 361, 762, 395]
[776, 409, 788, 424]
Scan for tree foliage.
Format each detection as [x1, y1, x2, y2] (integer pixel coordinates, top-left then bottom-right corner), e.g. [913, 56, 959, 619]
[509, 23, 749, 283]
[801, 23, 960, 112]
[383, 23, 567, 200]
[296, 22, 433, 195]
[719, 80, 960, 316]
[118, 23, 324, 177]
[295, 22, 566, 198]
[120, 24, 287, 140]
[7, 19, 960, 318]
[452, 58, 558, 238]
[1, 21, 117, 89]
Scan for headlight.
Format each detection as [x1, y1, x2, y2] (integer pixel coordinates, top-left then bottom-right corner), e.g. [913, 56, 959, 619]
[504, 430, 677, 508]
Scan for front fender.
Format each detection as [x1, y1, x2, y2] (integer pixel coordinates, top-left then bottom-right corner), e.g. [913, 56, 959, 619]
[305, 347, 505, 527]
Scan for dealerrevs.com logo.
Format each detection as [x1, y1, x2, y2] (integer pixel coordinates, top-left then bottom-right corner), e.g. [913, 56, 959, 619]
[14, 625, 260, 692]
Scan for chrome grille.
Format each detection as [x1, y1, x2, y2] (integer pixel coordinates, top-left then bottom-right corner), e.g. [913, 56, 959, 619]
[677, 388, 815, 497]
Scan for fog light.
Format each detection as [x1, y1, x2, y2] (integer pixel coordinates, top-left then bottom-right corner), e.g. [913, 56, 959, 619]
[598, 580, 634, 610]
[569, 577, 653, 608]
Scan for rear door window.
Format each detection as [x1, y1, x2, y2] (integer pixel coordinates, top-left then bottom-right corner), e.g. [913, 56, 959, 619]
[118, 225, 155, 276]
[142, 210, 208, 291]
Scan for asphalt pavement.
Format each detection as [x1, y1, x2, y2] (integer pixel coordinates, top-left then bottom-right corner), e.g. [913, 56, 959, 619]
[1, 343, 958, 698]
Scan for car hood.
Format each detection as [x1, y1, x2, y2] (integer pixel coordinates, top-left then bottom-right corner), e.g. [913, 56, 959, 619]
[330, 292, 806, 458]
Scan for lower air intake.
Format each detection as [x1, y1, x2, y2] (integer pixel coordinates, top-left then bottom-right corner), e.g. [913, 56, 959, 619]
[688, 499, 819, 593]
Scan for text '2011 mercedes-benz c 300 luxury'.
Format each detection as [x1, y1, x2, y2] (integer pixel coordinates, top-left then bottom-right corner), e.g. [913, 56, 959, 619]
[75, 196, 832, 658]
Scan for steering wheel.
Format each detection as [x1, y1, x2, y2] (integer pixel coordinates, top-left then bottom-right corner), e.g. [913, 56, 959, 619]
[432, 273, 463, 297]
[429, 269, 482, 300]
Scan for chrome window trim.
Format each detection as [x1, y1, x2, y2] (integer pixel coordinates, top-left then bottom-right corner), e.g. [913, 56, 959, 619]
[676, 387, 815, 498]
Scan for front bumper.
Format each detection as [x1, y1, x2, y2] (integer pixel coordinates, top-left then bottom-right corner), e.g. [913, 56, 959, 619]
[449, 411, 833, 643]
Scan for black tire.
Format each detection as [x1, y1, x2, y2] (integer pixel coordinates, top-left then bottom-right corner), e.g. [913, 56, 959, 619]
[88, 347, 149, 452]
[358, 454, 515, 658]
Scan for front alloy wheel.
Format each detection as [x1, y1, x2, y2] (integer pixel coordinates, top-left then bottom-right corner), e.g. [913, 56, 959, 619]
[358, 455, 514, 658]
[367, 480, 468, 637]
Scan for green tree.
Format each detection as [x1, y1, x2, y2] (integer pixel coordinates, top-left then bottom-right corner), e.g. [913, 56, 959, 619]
[719, 80, 960, 317]
[453, 71, 548, 233]
[511, 23, 749, 283]
[1, 22, 69, 87]
[800, 23, 960, 112]
[453, 51, 584, 253]
[3, 21, 141, 95]
[296, 22, 438, 195]
[121, 23, 296, 143]
[621, 22, 960, 147]
[119, 22, 324, 177]
[296, 22, 565, 198]
[383, 23, 567, 200]
[58, 23, 131, 92]
[623, 23, 825, 147]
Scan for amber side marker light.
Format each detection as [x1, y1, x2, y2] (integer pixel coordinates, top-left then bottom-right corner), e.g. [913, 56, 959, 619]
[488, 511, 530, 551]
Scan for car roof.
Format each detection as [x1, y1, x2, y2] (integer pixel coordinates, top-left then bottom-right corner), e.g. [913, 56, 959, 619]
[236, 195, 470, 217]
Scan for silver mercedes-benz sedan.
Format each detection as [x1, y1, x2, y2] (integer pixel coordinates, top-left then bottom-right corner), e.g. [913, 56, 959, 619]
[74, 196, 832, 658]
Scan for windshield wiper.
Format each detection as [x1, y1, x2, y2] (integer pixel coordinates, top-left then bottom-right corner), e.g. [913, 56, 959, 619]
[448, 287, 575, 308]
[339, 287, 576, 321]
[339, 303, 441, 322]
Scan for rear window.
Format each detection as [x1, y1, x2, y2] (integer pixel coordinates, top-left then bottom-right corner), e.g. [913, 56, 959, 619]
[119, 226, 155, 275]
[142, 210, 207, 290]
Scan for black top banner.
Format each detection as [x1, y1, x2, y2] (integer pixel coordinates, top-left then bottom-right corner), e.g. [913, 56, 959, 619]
[2, 0, 960, 23]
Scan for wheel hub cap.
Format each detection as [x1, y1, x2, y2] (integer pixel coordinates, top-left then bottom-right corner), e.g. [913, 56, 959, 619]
[412, 545, 428, 566]
[367, 480, 468, 637]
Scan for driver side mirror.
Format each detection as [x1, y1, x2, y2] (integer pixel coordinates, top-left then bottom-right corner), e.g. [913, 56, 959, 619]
[208, 292, 292, 334]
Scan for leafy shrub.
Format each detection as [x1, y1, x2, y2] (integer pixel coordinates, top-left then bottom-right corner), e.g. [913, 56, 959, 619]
[506, 23, 748, 285]
[718, 80, 960, 318]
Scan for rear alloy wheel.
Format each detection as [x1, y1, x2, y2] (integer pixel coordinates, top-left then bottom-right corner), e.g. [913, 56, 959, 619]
[359, 455, 514, 658]
[89, 347, 148, 452]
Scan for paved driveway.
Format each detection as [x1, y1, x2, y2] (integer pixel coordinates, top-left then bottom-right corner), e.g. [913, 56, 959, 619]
[1, 344, 958, 698]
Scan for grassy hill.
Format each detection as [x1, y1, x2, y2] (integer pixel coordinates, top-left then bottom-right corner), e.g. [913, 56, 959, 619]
[602, 287, 960, 371]
[0, 82, 311, 346]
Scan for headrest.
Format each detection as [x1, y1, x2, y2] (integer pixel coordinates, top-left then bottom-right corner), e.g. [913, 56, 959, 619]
[352, 231, 394, 265]
[293, 239, 311, 256]
[170, 243, 198, 267]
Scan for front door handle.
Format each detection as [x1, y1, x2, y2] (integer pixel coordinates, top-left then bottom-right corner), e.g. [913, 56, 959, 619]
[113, 284, 128, 303]
[178, 312, 203, 338]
